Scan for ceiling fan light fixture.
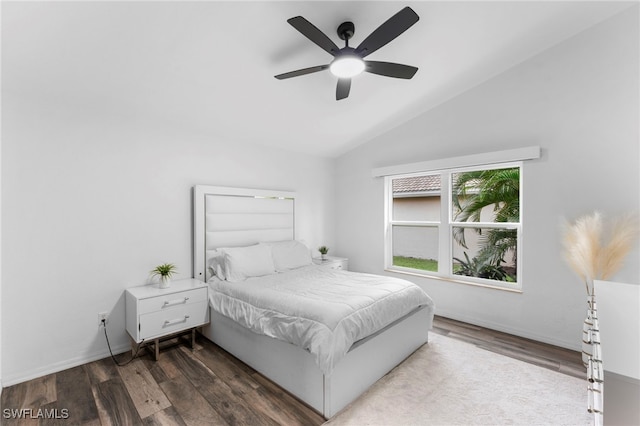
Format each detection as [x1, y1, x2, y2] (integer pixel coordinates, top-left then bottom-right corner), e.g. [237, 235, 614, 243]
[329, 55, 365, 78]
[275, 7, 419, 99]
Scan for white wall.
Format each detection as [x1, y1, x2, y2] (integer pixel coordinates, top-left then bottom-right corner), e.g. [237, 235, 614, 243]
[1, 93, 335, 385]
[335, 7, 639, 350]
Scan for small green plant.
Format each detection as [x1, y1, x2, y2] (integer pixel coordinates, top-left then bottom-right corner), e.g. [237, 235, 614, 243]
[150, 263, 177, 279]
[318, 246, 329, 255]
[452, 252, 512, 281]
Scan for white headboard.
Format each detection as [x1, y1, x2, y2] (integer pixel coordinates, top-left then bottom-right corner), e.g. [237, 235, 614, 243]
[193, 185, 296, 281]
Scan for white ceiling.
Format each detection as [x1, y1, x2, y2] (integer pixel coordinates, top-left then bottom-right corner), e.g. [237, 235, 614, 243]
[3, 1, 635, 157]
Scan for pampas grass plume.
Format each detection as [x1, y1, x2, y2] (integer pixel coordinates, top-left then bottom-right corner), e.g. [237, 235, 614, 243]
[562, 212, 602, 284]
[563, 211, 639, 294]
[600, 213, 639, 280]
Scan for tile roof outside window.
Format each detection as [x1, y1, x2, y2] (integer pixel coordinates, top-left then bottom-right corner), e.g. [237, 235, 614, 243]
[392, 175, 441, 194]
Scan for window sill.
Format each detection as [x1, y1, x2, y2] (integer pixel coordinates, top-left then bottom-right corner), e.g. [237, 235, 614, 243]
[384, 268, 523, 294]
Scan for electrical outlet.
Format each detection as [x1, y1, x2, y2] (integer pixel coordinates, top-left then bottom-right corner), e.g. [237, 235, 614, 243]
[98, 312, 109, 326]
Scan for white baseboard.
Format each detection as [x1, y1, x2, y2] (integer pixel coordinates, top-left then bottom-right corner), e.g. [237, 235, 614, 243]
[435, 309, 581, 352]
[1, 343, 130, 388]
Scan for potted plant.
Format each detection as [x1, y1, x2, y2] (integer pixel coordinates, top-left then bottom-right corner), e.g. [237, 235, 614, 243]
[318, 246, 329, 260]
[151, 263, 177, 289]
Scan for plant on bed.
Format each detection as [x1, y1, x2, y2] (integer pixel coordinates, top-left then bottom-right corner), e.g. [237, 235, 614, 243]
[151, 263, 177, 289]
[318, 246, 329, 260]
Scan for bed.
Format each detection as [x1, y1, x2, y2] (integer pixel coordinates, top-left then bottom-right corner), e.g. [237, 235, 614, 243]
[192, 185, 435, 418]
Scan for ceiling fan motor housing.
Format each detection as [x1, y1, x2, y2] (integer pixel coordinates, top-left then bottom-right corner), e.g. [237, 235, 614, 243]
[337, 21, 355, 41]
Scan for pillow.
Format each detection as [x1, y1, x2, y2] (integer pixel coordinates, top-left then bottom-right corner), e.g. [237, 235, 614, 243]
[207, 250, 227, 280]
[223, 244, 276, 282]
[262, 240, 312, 271]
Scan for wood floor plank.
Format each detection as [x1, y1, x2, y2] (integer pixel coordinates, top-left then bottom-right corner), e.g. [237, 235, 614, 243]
[1, 380, 28, 410]
[1, 373, 56, 412]
[1, 378, 60, 426]
[559, 362, 588, 379]
[141, 355, 174, 385]
[198, 338, 257, 377]
[49, 366, 101, 425]
[142, 406, 188, 426]
[250, 372, 325, 426]
[193, 341, 262, 395]
[159, 373, 229, 426]
[85, 357, 120, 385]
[170, 346, 279, 426]
[117, 358, 171, 419]
[2, 414, 39, 426]
[153, 352, 185, 382]
[193, 341, 324, 425]
[0, 382, 39, 426]
[92, 377, 144, 426]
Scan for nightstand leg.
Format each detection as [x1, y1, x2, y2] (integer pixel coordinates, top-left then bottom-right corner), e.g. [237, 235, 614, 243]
[130, 336, 137, 358]
[154, 338, 160, 361]
[191, 328, 196, 350]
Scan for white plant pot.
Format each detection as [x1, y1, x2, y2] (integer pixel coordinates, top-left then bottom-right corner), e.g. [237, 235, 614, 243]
[159, 276, 171, 289]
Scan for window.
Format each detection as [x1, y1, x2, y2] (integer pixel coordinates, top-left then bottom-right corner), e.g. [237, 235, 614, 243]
[385, 163, 522, 290]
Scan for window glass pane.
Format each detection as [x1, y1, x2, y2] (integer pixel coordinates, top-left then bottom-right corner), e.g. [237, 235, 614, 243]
[392, 225, 439, 272]
[451, 167, 520, 223]
[451, 226, 517, 283]
[392, 175, 441, 221]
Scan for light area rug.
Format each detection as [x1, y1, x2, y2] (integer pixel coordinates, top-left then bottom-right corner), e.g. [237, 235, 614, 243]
[325, 333, 592, 426]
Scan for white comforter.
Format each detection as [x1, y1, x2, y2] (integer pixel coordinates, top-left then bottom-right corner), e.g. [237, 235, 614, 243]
[208, 265, 434, 374]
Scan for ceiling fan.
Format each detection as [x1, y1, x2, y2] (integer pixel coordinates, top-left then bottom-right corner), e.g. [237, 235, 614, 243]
[274, 7, 420, 101]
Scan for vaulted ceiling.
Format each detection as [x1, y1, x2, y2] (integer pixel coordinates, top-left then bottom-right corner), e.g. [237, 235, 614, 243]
[2, 1, 634, 157]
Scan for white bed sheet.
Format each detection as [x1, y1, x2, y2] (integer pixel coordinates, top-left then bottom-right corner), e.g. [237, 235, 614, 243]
[208, 265, 434, 374]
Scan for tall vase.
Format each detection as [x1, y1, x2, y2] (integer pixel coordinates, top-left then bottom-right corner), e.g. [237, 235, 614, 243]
[160, 275, 171, 289]
[582, 294, 597, 367]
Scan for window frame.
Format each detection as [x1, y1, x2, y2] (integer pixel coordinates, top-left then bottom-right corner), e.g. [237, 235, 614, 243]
[384, 161, 523, 291]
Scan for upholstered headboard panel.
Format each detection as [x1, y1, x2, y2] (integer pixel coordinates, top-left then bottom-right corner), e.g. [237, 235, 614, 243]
[193, 185, 296, 281]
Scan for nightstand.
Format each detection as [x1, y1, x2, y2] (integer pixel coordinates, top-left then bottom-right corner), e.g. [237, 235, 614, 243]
[125, 278, 209, 360]
[312, 256, 349, 271]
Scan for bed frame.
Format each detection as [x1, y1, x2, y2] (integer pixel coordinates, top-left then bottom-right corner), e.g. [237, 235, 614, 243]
[192, 185, 432, 418]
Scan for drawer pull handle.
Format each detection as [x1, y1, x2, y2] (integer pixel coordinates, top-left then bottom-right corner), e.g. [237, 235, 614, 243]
[164, 315, 190, 327]
[163, 297, 189, 307]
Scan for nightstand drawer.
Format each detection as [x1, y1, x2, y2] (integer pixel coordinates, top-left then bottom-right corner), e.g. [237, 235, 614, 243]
[313, 256, 349, 271]
[139, 300, 209, 340]
[138, 287, 207, 315]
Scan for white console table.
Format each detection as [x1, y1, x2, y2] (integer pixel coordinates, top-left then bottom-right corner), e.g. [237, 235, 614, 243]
[594, 280, 640, 425]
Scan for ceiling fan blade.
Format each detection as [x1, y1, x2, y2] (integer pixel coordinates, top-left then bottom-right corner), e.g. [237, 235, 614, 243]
[288, 16, 340, 56]
[365, 61, 418, 79]
[336, 78, 351, 100]
[274, 65, 329, 80]
[355, 7, 419, 58]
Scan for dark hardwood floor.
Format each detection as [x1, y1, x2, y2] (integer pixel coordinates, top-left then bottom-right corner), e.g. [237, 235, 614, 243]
[1, 316, 585, 425]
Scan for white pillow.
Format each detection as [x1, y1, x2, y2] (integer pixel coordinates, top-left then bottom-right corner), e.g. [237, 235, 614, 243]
[263, 240, 312, 271]
[223, 244, 276, 282]
[207, 250, 227, 280]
